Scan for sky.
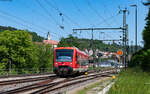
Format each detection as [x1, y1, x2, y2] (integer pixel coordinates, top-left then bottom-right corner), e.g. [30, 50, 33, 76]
[0, 0, 148, 46]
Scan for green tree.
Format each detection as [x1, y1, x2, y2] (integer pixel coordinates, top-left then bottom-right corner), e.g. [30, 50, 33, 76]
[0, 30, 38, 73]
[129, 9, 150, 71]
[0, 26, 17, 32]
[143, 9, 150, 49]
[29, 32, 45, 42]
[0, 25, 45, 42]
[36, 44, 53, 72]
[58, 34, 80, 48]
[140, 49, 150, 71]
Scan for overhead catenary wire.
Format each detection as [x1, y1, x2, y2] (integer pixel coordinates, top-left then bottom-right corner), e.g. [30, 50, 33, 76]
[0, 13, 49, 37]
[18, 0, 65, 39]
[71, 0, 93, 26]
[44, 0, 71, 35]
[85, 0, 111, 27]
[93, 13, 120, 27]
[71, 0, 93, 38]
[36, 0, 73, 38]
[47, 0, 109, 40]
[96, 0, 120, 26]
[18, 0, 59, 27]
[45, 0, 84, 39]
[36, 0, 61, 27]
[0, 10, 60, 35]
[46, 0, 81, 28]
[0, 13, 60, 39]
[0, 9, 61, 37]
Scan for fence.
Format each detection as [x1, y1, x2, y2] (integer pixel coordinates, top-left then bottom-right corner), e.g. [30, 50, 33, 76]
[0, 68, 53, 77]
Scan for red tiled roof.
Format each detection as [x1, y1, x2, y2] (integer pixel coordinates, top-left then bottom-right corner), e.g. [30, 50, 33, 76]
[43, 40, 59, 45]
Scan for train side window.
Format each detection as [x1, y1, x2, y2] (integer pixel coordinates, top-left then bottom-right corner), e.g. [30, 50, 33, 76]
[76, 53, 79, 64]
[77, 59, 79, 64]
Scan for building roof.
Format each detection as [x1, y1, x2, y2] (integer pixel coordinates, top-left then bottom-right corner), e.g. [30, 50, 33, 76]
[43, 40, 59, 45]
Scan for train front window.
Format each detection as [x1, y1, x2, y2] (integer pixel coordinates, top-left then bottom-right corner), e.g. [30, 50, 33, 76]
[55, 49, 73, 62]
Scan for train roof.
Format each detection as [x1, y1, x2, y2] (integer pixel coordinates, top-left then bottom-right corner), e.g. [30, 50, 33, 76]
[54, 47, 88, 56]
[54, 47, 75, 50]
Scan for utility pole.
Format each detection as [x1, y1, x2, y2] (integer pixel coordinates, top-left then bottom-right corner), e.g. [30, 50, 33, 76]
[91, 29, 94, 49]
[131, 41, 133, 54]
[119, 8, 129, 69]
[131, 4, 138, 52]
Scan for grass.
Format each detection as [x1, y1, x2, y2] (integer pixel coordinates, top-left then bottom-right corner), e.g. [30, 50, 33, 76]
[75, 78, 111, 94]
[108, 68, 150, 94]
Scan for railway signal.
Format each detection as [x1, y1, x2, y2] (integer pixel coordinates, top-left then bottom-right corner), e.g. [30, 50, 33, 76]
[117, 49, 123, 56]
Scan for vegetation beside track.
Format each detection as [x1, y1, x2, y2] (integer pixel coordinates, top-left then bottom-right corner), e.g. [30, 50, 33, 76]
[0, 29, 53, 75]
[129, 5, 150, 72]
[108, 68, 150, 94]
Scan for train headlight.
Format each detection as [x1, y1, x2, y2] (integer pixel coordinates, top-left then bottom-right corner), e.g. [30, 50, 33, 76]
[55, 63, 58, 65]
[70, 63, 72, 65]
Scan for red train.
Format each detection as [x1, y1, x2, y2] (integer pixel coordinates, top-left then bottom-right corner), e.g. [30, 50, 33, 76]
[53, 47, 89, 76]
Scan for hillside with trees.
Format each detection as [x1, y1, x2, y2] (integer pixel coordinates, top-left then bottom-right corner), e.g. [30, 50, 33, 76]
[0, 26, 44, 42]
[58, 34, 122, 52]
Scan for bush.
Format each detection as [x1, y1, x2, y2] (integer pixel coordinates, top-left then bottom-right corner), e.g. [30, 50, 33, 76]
[129, 49, 150, 72]
[141, 49, 150, 72]
[129, 49, 144, 67]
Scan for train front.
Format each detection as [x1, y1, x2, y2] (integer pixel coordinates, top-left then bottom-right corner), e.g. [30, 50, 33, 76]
[53, 47, 74, 76]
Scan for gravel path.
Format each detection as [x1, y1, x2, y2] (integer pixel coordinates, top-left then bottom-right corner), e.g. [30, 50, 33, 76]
[98, 82, 114, 94]
[67, 77, 111, 94]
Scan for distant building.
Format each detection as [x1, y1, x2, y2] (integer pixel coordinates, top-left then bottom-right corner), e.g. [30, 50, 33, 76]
[43, 32, 59, 48]
[34, 42, 42, 45]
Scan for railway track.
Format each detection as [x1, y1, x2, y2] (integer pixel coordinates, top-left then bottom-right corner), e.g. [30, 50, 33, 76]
[0, 74, 56, 86]
[0, 69, 116, 94]
[0, 72, 53, 79]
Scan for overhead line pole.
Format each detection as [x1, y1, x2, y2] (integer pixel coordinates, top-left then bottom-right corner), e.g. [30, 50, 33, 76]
[73, 9, 129, 69]
[73, 27, 123, 31]
[73, 27, 123, 62]
[120, 8, 129, 70]
[99, 39, 122, 41]
[131, 4, 138, 52]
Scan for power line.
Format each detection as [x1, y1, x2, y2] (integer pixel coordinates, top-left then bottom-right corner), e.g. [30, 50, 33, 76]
[0, 13, 46, 35]
[97, 0, 120, 26]
[0, 13, 61, 39]
[45, 0, 84, 38]
[93, 13, 120, 27]
[36, 0, 73, 38]
[17, 0, 64, 38]
[85, 0, 111, 26]
[46, 0, 81, 27]
[36, 0, 60, 27]
[45, 0, 75, 36]
[71, 0, 93, 26]
[18, 0, 56, 27]
[71, 0, 94, 38]
[0, 10, 61, 38]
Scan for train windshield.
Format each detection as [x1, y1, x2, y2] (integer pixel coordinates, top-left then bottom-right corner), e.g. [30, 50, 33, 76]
[55, 49, 74, 62]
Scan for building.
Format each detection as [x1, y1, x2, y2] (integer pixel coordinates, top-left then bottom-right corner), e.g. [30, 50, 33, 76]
[43, 32, 59, 48]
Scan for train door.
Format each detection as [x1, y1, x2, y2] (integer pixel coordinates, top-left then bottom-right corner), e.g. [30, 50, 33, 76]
[76, 53, 80, 68]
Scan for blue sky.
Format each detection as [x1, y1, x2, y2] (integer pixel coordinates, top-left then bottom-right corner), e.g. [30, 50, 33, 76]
[0, 0, 148, 46]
